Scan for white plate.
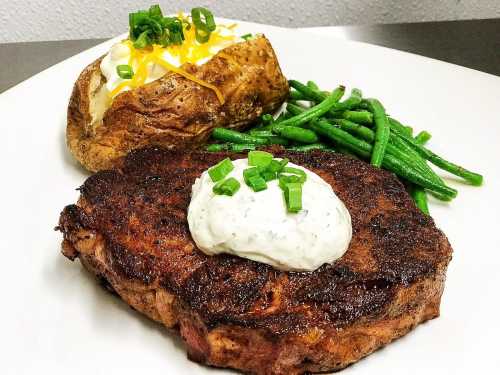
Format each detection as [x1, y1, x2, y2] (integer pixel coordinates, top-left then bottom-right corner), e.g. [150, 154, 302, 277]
[1, 19, 500, 375]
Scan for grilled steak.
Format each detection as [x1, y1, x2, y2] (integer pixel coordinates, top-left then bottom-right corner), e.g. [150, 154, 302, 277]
[57, 147, 452, 374]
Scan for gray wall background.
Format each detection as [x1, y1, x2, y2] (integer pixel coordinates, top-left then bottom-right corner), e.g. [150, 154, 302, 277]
[1, 0, 499, 43]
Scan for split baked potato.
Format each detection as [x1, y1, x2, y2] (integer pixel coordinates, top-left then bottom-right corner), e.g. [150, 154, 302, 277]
[67, 36, 289, 172]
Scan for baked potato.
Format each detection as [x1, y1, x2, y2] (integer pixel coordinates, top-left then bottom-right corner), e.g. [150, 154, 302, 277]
[67, 36, 289, 172]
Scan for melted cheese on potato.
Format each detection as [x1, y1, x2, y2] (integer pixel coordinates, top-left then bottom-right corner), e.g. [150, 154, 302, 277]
[100, 22, 242, 100]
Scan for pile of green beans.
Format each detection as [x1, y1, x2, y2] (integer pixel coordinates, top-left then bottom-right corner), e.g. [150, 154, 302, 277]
[207, 80, 483, 214]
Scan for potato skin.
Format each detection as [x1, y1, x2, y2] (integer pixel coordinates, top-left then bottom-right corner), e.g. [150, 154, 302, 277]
[67, 36, 289, 172]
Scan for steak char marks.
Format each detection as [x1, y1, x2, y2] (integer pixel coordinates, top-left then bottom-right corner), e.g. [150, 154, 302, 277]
[58, 147, 452, 374]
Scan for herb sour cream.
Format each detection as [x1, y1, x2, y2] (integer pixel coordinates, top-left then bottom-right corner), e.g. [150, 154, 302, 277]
[187, 158, 352, 272]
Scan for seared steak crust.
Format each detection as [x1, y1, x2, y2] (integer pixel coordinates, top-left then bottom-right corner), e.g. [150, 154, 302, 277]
[58, 147, 452, 374]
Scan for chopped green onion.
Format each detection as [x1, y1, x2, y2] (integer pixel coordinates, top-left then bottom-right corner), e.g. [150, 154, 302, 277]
[133, 31, 151, 49]
[243, 167, 260, 184]
[191, 7, 216, 43]
[266, 159, 285, 174]
[129, 5, 185, 48]
[191, 7, 216, 31]
[279, 158, 289, 169]
[241, 33, 253, 40]
[206, 150, 307, 208]
[194, 28, 210, 43]
[278, 174, 301, 190]
[247, 175, 267, 192]
[248, 151, 273, 168]
[148, 4, 162, 18]
[261, 170, 277, 181]
[280, 166, 307, 183]
[284, 183, 302, 213]
[213, 177, 240, 196]
[116, 64, 134, 79]
[208, 158, 234, 182]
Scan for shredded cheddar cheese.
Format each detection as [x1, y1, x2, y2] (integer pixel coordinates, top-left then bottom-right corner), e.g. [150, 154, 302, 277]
[109, 81, 131, 98]
[107, 15, 240, 104]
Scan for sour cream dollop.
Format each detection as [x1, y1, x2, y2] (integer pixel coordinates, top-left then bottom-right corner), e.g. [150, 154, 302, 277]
[187, 159, 352, 272]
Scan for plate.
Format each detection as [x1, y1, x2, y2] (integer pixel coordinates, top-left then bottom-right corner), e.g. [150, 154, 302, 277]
[1, 19, 500, 375]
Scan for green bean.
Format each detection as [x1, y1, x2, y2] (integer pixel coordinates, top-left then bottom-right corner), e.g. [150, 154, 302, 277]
[292, 107, 442, 190]
[265, 136, 290, 146]
[305, 81, 329, 97]
[403, 132, 458, 203]
[276, 111, 293, 122]
[406, 126, 414, 136]
[246, 129, 289, 145]
[286, 102, 306, 116]
[391, 127, 483, 186]
[332, 119, 374, 142]
[290, 80, 356, 115]
[348, 99, 481, 186]
[309, 119, 458, 198]
[275, 86, 345, 128]
[307, 81, 320, 90]
[248, 130, 274, 137]
[206, 143, 257, 152]
[272, 124, 319, 144]
[230, 144, 257, 152]
[206, 143, 228, 152]
[289, 80, 326, 102]
[383, 156, 457, 199]
[287, 143, 331, 152]
[261, 114, 274, 124]
[334, 119, 446, 187]
[339, 110, 373, 125]
[337, 88, 363, 111]
[354, 100, 370, 111]
[415, 130, 432, 145]
[365, 99, 391, 168]
[287, 101, 310, 112]
[212, 128, 268, 145]
[388, 117, 412, 136]
[289, 90, 306, 101]
[334, 119, 409, 165]
[409, 186, 429, 215]
[309, 121, 366, 158]
[289, 107, 441, 188]
[254, 124, 273, 132]
[389, 133, 445, 186]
